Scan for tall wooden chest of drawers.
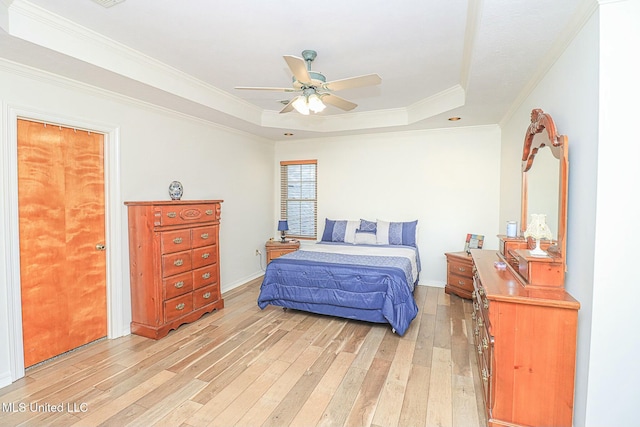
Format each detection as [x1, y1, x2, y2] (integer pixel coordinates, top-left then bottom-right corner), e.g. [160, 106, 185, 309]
[125, 200, 224, 339]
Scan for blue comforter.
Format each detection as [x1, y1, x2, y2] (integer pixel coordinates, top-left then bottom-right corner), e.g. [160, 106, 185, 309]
[257, 243, 419, 335]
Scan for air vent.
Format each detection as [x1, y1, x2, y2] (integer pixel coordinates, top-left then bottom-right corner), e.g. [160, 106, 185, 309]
[91, 0, 126, 8]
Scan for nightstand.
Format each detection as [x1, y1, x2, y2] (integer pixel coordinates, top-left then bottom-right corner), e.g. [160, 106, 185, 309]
[265, 239, 300, 264]
[444, 251, 474, 299]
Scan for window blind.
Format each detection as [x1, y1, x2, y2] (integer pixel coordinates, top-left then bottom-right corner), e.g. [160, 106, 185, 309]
[280, 160, 317, 239]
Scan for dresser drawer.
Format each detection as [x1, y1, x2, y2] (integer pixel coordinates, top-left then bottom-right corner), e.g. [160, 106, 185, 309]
[193, 284, 220, 309]
[449, 259, 472, 278]
[162, 250, 192, 277]
[164, 293, 193, 322]
[192, 245, 218, 269]
[163, 271, 194, 300]
[193, 264, 218, 289]
[160, 229, 191, 254]
[270, 248, 294, 259]
[449, 273, 473, 291]
[192, 225, 217, 248]
[157, 203, 219, 227]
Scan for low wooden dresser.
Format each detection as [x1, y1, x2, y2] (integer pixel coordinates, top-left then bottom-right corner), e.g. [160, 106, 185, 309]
[470, 249, 579, 427]
[265, 239, 300, 264]
[444, 251, 474, 299]
[125, 200, 224, 339]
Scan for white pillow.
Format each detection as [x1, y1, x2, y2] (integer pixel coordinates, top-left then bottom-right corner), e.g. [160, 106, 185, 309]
[344, 220, 359, 244]
[376, 220, 391, 245]
[354, 230, 377, 245]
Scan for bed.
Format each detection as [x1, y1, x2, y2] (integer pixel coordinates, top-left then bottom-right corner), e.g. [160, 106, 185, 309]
[257, 219, 420, 335]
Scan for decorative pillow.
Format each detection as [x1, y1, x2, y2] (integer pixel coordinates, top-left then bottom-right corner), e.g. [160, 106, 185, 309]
[321, 219, 359, 243]
[376, 219, 418, 247]
[359, 219, 377, 233]
[354, 229, 377, 245]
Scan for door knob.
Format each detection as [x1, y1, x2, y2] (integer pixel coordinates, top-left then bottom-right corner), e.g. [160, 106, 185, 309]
[95, 244, 106, 251]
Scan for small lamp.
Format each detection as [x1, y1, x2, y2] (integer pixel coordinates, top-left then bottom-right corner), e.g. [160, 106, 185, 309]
[523, 213, 553, 256]
[277, 220, 289, 243]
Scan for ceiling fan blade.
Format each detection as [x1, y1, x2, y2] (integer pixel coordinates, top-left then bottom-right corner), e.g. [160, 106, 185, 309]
[279, 100, 295, 114]
[321, 94, 357, 111]
[322, 73, 382, 92]
[283, 55, 312, 85]
[235, 86, 299, 92]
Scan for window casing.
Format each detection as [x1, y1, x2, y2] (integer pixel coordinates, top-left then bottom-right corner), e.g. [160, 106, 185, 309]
[280, 160, 317, 239]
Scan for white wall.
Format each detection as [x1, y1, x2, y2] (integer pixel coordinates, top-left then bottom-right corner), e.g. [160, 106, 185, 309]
[587, 1, 640, 425]
[0, 61, 274, 387]
[500, 1, 640, 425]
[275, 125, 502, 286]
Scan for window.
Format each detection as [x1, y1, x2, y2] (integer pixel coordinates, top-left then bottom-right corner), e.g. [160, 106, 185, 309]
[280, 160, 317, 239]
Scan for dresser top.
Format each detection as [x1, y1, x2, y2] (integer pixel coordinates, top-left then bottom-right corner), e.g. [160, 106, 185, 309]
[470, 249, 579, 310]
[125, 199, 223, 206]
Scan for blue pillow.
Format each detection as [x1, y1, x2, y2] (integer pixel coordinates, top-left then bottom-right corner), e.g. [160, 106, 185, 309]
[322, 219, 360, 243]
[321, 219, 347, 242]
[359, 219, 377, 233]
[376, 219, 418, 247]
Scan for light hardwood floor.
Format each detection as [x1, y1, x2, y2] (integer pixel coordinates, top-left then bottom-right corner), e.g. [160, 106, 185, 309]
[0, 279, 486, 427]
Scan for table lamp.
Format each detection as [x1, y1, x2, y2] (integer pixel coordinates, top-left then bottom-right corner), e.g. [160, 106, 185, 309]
[277, 220, 288, 243]
[523, 213, 553, 256]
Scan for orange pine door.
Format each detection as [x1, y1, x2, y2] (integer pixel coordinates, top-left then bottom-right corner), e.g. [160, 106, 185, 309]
[17, 119, 107, 368]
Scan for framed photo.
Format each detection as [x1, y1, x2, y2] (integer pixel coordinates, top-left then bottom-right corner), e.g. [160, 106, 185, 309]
[464, 234, 484, 253]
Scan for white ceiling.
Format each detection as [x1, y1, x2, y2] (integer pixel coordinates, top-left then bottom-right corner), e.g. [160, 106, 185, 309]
[0, 0, 594, 140]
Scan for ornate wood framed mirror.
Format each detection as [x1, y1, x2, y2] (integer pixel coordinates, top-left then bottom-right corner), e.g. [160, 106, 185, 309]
[521, 108, 568, 260]
[499, 108, 568, 288]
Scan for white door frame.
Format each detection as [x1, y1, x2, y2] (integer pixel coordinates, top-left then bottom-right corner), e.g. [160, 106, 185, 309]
[3, 106, 125, 381]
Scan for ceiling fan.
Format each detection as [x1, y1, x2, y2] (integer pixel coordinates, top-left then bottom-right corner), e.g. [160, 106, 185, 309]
[235, 50, 382, 115]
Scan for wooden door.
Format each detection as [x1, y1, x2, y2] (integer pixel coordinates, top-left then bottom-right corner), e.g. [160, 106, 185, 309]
[17, 119, 107, 368]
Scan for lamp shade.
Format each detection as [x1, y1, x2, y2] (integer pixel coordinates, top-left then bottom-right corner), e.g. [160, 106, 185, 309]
[291, 96, 310, 115]
[308, 94, 326, 113]
[277, 220, 289, 232]
[524, 214, 552, 240]
[524, 213, 553, 256]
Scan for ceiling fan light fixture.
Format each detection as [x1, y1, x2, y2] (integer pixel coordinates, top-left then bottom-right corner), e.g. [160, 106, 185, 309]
[308, 94, 326, 113]
[292, 96, 310, 115]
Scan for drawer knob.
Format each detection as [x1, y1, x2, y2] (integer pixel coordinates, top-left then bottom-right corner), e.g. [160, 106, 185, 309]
[203, 292, 211, 299]
[173, 237, 183, 244]
[205, 209, 213, 215]
[202, 272, 211, 279]
[458, 267, 466, 272]
[201, 253, 210, 259]
[176, 303, 185, 310]
[167, 212, 177, 218]
[458, 280, 465, 286]
[201, 233, 209, 239]
[174, 259, 184, 267]
[174, 281, 184, 289]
